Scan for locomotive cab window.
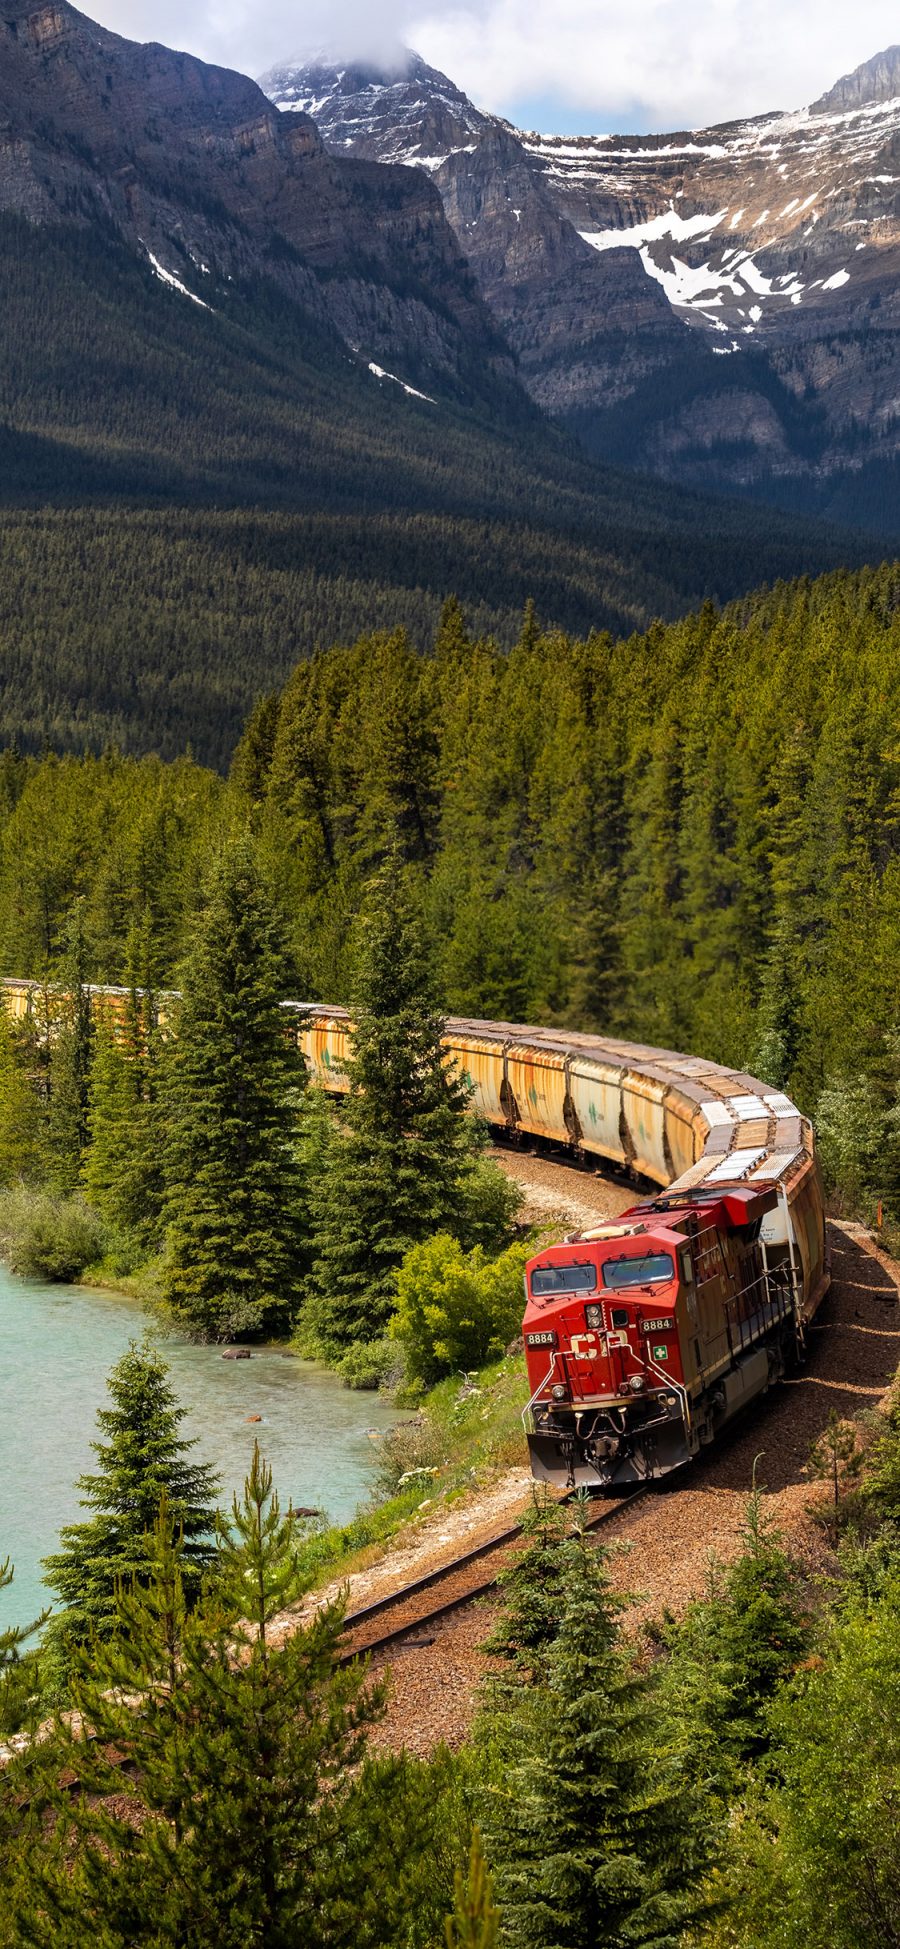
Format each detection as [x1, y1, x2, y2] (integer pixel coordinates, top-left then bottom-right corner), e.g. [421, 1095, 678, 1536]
[602, 1253, 675, 1290]
[531, 1262, 598, 1297]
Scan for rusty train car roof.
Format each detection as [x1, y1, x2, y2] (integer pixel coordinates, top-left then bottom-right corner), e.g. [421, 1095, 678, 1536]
[1, 983, 812, 1198]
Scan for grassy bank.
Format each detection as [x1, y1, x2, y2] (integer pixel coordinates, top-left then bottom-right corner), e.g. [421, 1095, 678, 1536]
[291, 1350, 531, 1595]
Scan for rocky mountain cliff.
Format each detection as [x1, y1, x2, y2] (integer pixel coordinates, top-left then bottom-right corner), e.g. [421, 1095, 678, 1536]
[0, 2, 512, 407]
[261, 45, 900, 529]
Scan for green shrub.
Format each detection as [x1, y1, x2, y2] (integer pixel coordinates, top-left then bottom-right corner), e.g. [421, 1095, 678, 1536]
[392, 1234, 530, 1388]
[0, 1186, 106, 1282]
[337, 1338, 404, 1392]
[370, 1414, 447, 1498]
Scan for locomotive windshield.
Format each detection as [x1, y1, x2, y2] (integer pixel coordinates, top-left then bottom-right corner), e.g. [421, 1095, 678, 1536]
[602, 1252, 675, 1290]
[531, 1262, 598, 1296]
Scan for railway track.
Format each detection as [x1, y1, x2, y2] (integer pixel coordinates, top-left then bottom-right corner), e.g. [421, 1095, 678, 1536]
[338, 1485, 650, 1664]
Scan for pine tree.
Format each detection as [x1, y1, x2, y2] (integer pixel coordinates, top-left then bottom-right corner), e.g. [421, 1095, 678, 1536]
[163, 840, 307, 1341]
[0, 1011, 45, 1187]
[83, 952, 165, 1254]
[83, 1019, 145, 1236]
[46, 898, 94, 1194]
[484, 1518, 711, 1949]
[656, 1485, 809, 1784]
[808, 1409, 865, 1536]
[21, 1453, 391, 1949]
[0, 1560, 46, 1739]
[445, 1831, 500, 1949]
[0, 1563, 46, 1949]
[481, 1487, 572, 1682]
[42, 1338, 218, 1665]
[309, 855, 475, 1351]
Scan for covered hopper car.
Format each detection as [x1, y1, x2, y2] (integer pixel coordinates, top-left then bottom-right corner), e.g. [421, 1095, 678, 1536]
[287, 1004, 830, 1490]
[1, 983, 828, 1486]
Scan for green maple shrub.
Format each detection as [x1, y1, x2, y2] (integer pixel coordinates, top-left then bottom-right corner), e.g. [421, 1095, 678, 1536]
[391, 1233, 529, 1388]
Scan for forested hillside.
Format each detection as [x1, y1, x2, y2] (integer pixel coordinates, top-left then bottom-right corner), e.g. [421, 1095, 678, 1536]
[1, 559, 899, 1209]
[0, 216, 871, 761]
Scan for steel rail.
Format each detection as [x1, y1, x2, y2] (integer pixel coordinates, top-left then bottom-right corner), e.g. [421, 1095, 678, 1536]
[337, 1484, 650, 1664]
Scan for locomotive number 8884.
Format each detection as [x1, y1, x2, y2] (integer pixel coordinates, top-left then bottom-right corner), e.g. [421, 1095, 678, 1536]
[523, 1177, 824, 1488]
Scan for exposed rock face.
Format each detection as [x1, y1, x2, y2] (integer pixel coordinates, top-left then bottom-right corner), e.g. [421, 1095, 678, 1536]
[261, 51, 687, 452]
[811, 44, 900, 113]
[265, 50, 490, 165]
[0, 4, 511, 402]
[262, 46, 900, 521]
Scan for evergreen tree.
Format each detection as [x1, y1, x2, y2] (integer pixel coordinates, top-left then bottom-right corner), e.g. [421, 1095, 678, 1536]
[19, 1453, 394, 1949]
[309, 856, 475, 1351]
[163, 841, 306, 1341]
[83, 950, 165, 1254]
[655, 1485, 810, 1788]
[46, 899, 93, 1194]
[710, 1575, 900, 1949]
[42, 1338, 218, 1665]
[481, 1487, 572, 1682]
[83, 1019, 147, 1239]
[445, 1831, 500, 1949]
[807, 1409, 865, 1535]
[0, 1011, 45, 1187]
[0, 1560, 46, 1739]
[483, 1518, 711, 1949]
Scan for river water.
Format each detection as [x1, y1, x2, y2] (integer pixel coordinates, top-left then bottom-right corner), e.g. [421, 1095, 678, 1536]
[0, 1268, 401, 1635]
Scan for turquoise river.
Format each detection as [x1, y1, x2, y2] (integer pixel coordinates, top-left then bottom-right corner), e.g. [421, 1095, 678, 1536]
[0, 1267, 401, 1635]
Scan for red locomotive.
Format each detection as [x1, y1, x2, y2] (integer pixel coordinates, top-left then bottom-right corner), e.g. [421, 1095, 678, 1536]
[523, 1175, 828, 1488]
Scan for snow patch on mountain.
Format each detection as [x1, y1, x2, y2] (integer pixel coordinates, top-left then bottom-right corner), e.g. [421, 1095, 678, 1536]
[579, 209, 818, 332]
[144, 248, 212, 311]
[368, 362, 436, 402]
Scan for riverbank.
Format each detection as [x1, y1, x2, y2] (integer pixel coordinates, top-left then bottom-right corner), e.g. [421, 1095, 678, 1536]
[0, 1147, 622, 1629]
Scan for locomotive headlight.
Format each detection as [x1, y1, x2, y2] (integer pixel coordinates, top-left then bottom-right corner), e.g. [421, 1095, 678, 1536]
[628, 1375, 646, 1393]
[585, 1305, 603, 1329]
[551, 1384, 568, 1401]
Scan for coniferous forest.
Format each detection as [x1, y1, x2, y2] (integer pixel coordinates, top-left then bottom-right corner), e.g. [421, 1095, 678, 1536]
[0, 562, 898, 1220]
[0, 214, 873, 764]
[1, 408, 900, 1947]
[3, 7, 900, 1939]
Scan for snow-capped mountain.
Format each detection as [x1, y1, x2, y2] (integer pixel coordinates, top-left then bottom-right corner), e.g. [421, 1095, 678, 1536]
[261, 45, 900, 524]
[263, 50, 492, 167]
[524, 85, 900, 349]
[0, 2, 513, 415]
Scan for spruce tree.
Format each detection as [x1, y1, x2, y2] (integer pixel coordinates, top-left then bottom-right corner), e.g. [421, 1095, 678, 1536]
[484, 1519, 711, 1949]
[0, 1011, 45, 1187]
[309, 855, 474, 1351]
[46, 899, 94, 1194]
[481, 1487, 572, 1682]
[83, 955, 164, 1255]
[42, 1338, 218, 1665]
[23, 1453, 392, 1949]
[83, 1019, 146, 1236]
[163, 841, 306, 1340]
[655, 1486, 809, 1788]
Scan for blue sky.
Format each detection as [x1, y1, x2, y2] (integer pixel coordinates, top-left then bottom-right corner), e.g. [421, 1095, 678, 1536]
[505, 94, 678, 138]
[91, 2, 899, 132]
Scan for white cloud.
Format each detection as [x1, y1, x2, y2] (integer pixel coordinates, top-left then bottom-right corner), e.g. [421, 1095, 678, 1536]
[86, 0, 900, 131]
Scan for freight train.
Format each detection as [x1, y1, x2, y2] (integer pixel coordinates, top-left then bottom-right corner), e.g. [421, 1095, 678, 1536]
[1, 983, 829, 1488]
